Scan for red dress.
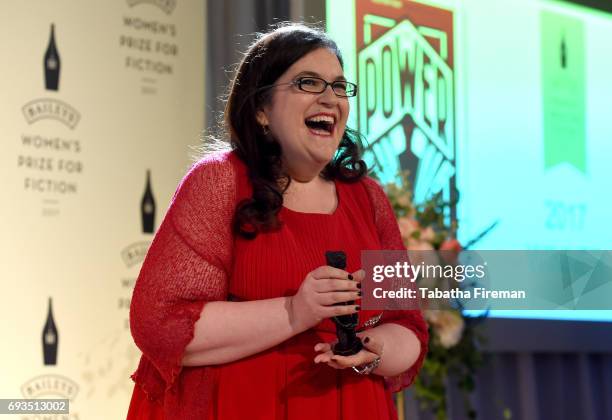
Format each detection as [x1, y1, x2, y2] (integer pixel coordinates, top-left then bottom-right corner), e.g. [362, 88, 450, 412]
[127, 151, 428, 420]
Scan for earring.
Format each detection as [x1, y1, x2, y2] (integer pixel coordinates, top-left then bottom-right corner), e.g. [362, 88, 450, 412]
[262, 125, 270, 135]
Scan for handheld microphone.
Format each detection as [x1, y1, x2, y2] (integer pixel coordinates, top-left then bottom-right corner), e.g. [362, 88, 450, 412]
[325, 250, 363, 356]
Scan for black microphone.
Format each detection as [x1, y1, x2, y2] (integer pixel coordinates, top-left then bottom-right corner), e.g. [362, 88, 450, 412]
[325, 251, 363, 356]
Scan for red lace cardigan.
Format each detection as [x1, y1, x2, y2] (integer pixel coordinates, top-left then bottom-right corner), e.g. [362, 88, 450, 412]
[129, 150, 428, 418]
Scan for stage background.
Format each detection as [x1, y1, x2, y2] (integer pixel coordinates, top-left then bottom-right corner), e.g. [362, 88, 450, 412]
[323, 1, 612, 419]
[2, 0, 612, 419]
[0, 0, 206, 418]
[327, 0, 612, 322]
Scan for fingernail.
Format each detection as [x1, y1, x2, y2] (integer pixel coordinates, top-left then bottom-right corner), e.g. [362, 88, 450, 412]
[357, 283, 361, 289]
[355, 305, 360, 311]
[348, 274, 353, 280]
[357, 291, 362, 297]
[364, 337, 370, 343]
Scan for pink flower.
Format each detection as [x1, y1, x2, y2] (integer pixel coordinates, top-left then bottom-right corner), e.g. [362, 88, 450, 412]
[406, 238, 440, 275]
[440, 239, 463, 265]
[407, 238, 435, 251]
[398, 217, 420, 243]
[420, 226, 436, 242]
[440, 239, 462, 252]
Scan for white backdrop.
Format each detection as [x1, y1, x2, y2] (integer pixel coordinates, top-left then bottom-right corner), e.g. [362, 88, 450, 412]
[0, 0, 206, 418]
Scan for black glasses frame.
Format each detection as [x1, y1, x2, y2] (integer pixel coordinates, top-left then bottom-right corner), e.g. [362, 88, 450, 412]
[259, 76, 358, 98]
[292, 76, 358, 97]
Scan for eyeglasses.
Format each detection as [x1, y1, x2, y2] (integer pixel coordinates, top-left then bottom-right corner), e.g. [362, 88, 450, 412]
[293, 76, 357, 97]
[261, 76, 358, 97]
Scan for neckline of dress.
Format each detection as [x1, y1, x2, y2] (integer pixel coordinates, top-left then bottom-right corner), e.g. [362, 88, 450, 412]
[281, 179, 341, 217]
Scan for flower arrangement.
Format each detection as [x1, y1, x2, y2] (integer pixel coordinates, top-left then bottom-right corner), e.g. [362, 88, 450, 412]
[383, 173, 489, 420]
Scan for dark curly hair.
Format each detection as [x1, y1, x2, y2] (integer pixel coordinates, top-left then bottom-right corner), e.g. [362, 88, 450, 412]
[225, 23, 367, 239]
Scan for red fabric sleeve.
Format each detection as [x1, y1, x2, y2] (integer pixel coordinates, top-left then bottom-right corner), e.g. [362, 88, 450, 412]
[379, 309, 429, 392]
[130, 153, 235, 391]
[362, 176, 429, 393]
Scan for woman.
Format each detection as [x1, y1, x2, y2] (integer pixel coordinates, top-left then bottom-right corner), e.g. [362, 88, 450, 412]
[127, 24, 428, 420]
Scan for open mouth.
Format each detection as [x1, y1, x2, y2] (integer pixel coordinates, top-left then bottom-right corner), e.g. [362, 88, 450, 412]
[305, 114, 335, 136]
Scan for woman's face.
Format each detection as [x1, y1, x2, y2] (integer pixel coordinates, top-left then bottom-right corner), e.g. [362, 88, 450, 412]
[257, 47, 350, 181]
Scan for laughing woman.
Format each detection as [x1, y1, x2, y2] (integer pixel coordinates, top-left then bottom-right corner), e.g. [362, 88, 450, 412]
[127, 24, 427, 420]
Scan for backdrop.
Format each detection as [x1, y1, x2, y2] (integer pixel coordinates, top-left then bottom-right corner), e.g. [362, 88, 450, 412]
[0, 0, 205, 418]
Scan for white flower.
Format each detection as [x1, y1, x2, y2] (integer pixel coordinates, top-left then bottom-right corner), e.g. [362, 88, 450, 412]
[424, 310, 465, 348]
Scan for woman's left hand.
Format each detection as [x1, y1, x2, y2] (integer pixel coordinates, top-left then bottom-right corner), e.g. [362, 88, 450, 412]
[313, 334, 383, 370]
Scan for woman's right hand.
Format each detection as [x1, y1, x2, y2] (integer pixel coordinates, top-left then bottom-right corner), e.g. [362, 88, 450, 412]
[289, 267, 363, 332]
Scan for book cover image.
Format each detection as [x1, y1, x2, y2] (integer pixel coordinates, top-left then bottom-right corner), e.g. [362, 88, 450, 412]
[353, 0, 457, 216]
